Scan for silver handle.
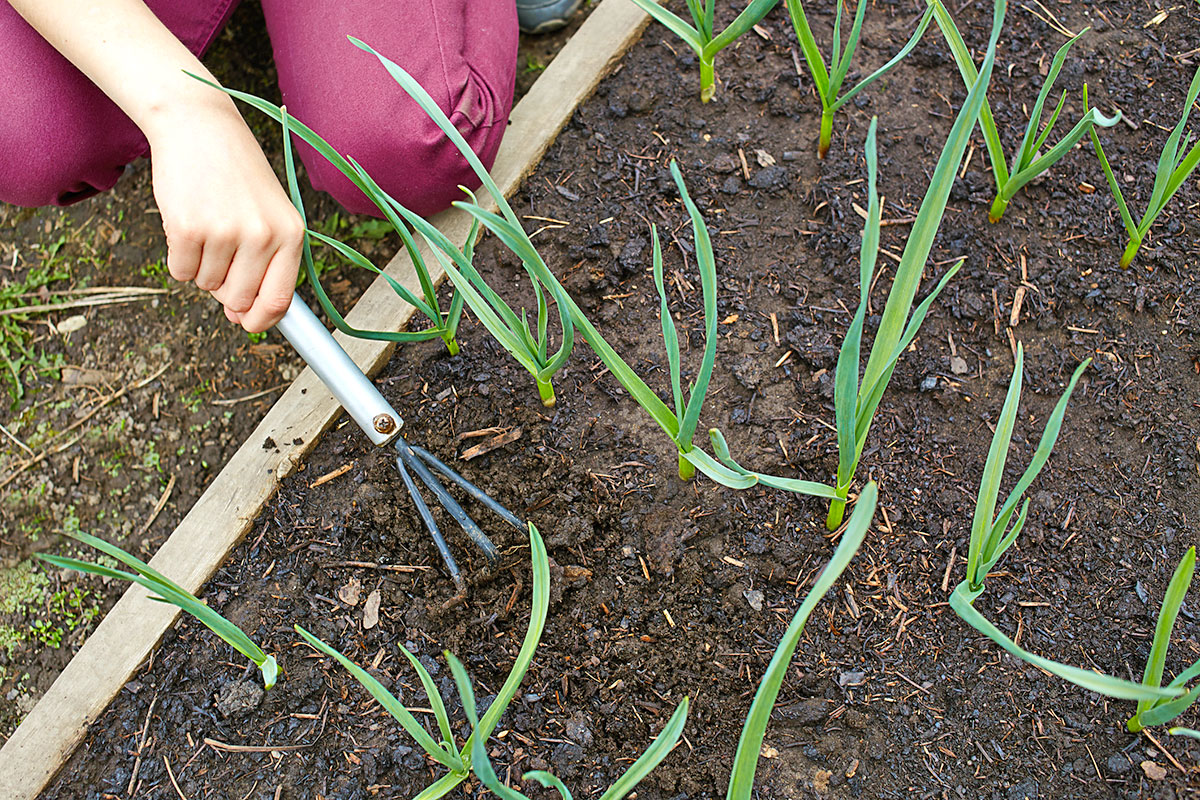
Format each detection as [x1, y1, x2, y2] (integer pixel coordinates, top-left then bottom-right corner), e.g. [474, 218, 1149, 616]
[275, 292, 402, 446]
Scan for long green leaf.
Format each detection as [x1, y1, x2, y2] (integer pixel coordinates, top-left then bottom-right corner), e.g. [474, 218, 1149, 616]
[705, 0, 781, 55]
[461, 524, 551, 758]
[830, 4, 937, 112]
[785, 0, 831, 99]
[726, 481, 877, 799]
[524, 772, 574, 800]
[598, 698, 690, 800]
[708, 428, 840, 498]
[925, 0, 1008, 190]
[398, 644, 457, 751]
[858, 0, 1005, 414]
[295, 625, 462, 770]
[968, 345, 1025, 587]
[672, 161, 719, 448]
[1137, 547, 1197, 716]
[834, 118, 879, 483]
[652, 226, 685, 422]
[623, 0, 705, 53]
[986, 358, 1090, 558]
[950, 584, 1183, 702]
[1146, 64, 1200, 219]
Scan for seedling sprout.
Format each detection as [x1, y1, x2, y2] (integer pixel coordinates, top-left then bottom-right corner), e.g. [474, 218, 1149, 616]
[927, 4, 1120, 221]
[1086, 64, 1200, 267]
[39, 531, 278, 689]
[786, 0, 935, 157]
[952, 348, 1195, 714]
[623, 0, 781, 102]
[726, 480, 877, 798]
[449, 650, 689, 800]
[294, 522, 550, 799]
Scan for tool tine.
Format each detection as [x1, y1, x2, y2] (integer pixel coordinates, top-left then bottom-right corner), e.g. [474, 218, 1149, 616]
[396, 439, 500, 563]
[394, 451, 466, 598]
[409, 444, 525, 531]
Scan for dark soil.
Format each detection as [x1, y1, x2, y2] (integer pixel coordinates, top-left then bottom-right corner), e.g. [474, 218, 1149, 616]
[40, 1, 1200, 799]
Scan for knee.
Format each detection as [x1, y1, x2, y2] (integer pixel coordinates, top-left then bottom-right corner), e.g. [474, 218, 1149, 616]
[0, 111, 144, 208]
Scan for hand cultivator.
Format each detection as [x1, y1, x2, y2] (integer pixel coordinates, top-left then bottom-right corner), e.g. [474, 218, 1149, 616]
[275, 292, 524, 603]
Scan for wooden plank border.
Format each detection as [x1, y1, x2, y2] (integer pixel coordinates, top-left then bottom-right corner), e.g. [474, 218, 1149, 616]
[0, 3, 648, 796]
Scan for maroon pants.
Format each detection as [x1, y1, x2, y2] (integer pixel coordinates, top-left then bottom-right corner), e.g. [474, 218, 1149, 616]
[0, 0, 518, 216]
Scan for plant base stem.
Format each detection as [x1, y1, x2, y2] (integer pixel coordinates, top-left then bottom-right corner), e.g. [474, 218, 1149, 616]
[825, 492, 847, 531]
[1120, 237, 1140, 269]
[988, 194, 1008, 223]
[699, 57, 715, 103]
[442, 336, 460, 357]
[818, 108, 833, 159]
[536, 377, 556, 407]
[678, 452, 695, 481]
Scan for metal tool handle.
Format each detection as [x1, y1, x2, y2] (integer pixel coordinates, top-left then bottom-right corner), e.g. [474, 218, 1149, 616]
[275, 292, 401, 446]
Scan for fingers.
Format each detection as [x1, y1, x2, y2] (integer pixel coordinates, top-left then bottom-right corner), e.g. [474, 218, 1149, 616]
[236, 235, 302, 333]
[180, 213, 303, 330]
[194, 230, 236, 293]
[213, 235, 272, 314]
[165, 226, 203, 283]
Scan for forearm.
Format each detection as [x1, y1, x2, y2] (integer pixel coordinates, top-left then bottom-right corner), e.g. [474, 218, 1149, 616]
[5, 0, 236, 140]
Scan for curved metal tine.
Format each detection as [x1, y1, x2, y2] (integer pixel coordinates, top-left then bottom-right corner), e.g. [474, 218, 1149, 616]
[393, 450, 466, 597]
[409, 444, 525, 531]
[396, 438, 500, 563]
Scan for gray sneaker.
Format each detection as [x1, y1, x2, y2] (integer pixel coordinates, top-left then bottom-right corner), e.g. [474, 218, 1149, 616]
[516, 0, 583, 34]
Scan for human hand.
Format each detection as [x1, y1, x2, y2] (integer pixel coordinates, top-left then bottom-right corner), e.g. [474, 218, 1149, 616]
[146, 99, 304, 332]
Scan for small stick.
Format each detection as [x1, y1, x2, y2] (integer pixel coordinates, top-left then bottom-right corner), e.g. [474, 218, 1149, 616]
[203, 737, 312, 754]
[163, 755, 188, 800]
[127, 693, 158, 796]
[321, 560, 431, 573]
[136, 475, 176, 538]
[1142, 729, 1188, 774]
[1010, 286, 1026, 328]
[310, 463, 354, 488]
[0, 421, 34, 456]
[210, 384, 289, 407]
[941, 546, 957, 593]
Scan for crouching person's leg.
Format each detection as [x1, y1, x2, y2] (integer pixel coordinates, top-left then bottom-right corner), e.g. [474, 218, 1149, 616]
[0, 1, 242, 208]
[0, 2, 150, 206]
[260, 0, 518, 218]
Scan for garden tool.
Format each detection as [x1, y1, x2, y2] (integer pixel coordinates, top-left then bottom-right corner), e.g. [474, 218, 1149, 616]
[275, 292, 524, 601]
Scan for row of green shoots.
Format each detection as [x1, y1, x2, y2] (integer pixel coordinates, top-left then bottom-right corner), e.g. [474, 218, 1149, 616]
[628, 0, 1200, 266]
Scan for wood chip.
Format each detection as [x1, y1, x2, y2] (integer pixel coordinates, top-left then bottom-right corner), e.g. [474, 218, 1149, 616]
[755, 149, 776, 167]
[1141, 761, 1167, 780]
[310, 462, 354, 488]
[460, 426, 522, 461]
[362, 590, 381, 630]
[1010, 285, 1026, 328]
[337, 577, 362, 607]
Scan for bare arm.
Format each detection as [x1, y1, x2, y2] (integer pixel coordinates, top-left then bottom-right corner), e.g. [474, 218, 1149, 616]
[8, 0, 303, 332]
